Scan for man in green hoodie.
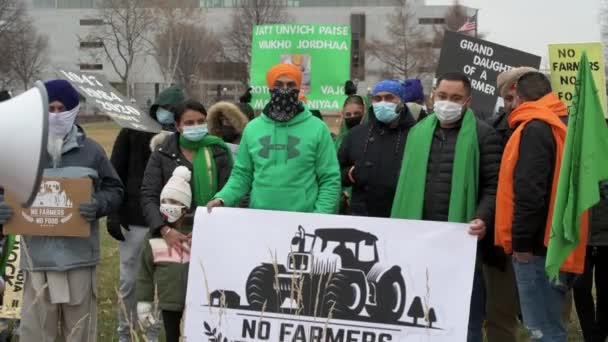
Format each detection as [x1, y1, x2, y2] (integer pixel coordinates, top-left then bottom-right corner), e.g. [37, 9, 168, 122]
[207, 64, 340, 213]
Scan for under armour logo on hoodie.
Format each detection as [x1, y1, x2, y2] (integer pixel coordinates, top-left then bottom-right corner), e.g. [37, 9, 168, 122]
[258, 135, 301, 160]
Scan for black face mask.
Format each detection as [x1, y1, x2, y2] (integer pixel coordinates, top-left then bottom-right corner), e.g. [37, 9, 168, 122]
[267, 88, 301, 122]
[344, 116, 362, 129]
[221, 125, 239, 143]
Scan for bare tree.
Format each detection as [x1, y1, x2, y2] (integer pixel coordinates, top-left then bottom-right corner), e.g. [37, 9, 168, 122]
[10, 24, 49, 89]
[443, 0, 470, 32]
[155, 22, 223, 98]
[226, 0, 290, 81]
[90, 0, 156, 97]
[0, 0, 48, 90]
[367, 0, 433, 79]
[0, 0, 26, 89]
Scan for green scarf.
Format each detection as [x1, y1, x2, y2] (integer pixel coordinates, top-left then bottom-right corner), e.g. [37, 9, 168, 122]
[391, 109, 479, 222]
[179, 135, 233, 206]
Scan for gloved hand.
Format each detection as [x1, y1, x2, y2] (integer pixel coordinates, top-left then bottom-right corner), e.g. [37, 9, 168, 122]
[0, 202, 14, 225]
[107, 219, 127, 241]
[79, 198, 98, 223]
[137, 302, 156, 329]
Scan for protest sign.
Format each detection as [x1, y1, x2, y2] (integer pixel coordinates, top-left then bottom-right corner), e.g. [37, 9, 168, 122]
[4, 177, 92, 237]
[0, 236, 24, 319]
[250, 24, 351, 112]
[549, 43, 607, 115]
[184, 208, 477, 341]
[437, 31, 542, 118]
[58, 69, 161, 133]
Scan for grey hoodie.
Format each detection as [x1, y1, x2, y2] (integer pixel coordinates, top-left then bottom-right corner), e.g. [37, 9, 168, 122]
[21, 126, 123, 271]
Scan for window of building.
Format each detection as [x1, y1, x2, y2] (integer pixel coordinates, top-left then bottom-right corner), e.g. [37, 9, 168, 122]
[33, 0, 56, 8]
[80, 41, 104, 48]
[57, 0, 96, 8]
[80, 19, 104, 26]
[418, 17, 445, 25]
[80, 63, 103, 70]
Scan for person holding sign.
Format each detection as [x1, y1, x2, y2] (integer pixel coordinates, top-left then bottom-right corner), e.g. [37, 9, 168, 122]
[494, 72, 581, 342]
[206, 63, 341, 213]
[338, 80, 416, 218]
[391, 72, 502, 342]
[141, 100, 233, 256]
[0, 79, 124, 341]
[138, 166, 193, 342]
[108, 85, 185, 342]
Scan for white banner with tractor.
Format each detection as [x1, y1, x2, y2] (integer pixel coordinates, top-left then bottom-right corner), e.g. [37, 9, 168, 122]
[184, 208, 476, 342]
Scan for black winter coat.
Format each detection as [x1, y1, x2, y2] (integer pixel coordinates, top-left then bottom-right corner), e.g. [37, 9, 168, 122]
[421, 119, 502, 257]
[512, 120, 556, 255]
[140, 133, 232, 234]
[109, 128, 155, 227]
[338, 106, 416, 218]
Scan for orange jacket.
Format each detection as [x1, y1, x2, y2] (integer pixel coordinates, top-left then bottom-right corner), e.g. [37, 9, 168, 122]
[495, 93, 588, 274]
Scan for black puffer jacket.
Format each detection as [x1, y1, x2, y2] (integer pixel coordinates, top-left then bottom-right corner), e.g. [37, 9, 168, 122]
[590, 187, 608, 246]
[140, 133, 232, 234]
[109, 129, 155, 227]
[338, 106, 416, 218]
[422, 119, 502, 231]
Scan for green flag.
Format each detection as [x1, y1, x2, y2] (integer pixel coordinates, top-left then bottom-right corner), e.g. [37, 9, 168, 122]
[546, 51, 608, 279]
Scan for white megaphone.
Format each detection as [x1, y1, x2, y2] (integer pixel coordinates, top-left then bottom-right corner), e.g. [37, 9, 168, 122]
[0, 81, 48, 207]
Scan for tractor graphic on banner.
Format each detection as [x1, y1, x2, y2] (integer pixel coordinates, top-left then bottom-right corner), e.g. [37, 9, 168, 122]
[245, 226, 407, 322]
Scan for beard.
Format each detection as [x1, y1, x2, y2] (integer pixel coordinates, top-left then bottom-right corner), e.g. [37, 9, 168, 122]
[47, 135, 64, 168]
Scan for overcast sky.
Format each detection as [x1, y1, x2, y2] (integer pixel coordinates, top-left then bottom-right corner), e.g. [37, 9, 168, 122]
[426, 0, 603, 67]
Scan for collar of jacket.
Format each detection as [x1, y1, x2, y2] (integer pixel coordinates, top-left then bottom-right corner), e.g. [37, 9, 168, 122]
[156, 132, 181, 160]
[61, 125, 85, 154]
[369, 105, 416, 130]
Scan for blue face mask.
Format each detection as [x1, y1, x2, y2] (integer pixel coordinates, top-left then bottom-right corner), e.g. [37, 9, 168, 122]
[156, 108, 175, 124]
[373, 101, 399, 123]
[182, 124, 208, 142]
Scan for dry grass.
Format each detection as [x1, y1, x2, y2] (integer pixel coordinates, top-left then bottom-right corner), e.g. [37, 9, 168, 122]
[80, 121, 585, 341]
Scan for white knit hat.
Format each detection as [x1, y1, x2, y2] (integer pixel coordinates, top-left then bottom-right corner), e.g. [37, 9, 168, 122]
[160, 166, 192, 209]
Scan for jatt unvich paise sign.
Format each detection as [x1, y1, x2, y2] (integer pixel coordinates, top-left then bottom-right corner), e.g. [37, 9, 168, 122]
[250, 24, 351, 112]
[185, 208, 477, 341]
[4, 177, 92, 237]
[0, 236, 24, 319]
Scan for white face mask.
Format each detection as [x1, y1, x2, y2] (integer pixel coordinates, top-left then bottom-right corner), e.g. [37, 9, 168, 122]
[160, 204, 185, 223]
[49, 105, 79, 138]
[434, 100, 464, 124]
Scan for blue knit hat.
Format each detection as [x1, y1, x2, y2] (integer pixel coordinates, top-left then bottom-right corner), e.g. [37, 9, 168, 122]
[402, 79, 424, 103]
[44, 79, 80, 111]
[372, 80, 405, 102]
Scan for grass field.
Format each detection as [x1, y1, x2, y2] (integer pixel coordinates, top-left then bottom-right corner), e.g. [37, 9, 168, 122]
[80, 121, 585, 341]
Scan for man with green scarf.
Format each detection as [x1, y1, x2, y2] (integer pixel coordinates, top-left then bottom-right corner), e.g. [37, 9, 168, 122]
[391, 72, 502, 342]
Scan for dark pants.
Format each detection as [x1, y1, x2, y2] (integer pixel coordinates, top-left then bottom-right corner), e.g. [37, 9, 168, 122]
[573, 246, 608, 342]
[468, 257, 486, 342]
[162, 310, 183, 342]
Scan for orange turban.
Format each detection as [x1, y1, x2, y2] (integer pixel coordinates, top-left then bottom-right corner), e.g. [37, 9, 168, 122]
[266, 63, 302, 89]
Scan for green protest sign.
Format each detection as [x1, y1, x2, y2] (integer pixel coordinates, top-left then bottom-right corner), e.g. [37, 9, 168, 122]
[250, 24, 351, 112]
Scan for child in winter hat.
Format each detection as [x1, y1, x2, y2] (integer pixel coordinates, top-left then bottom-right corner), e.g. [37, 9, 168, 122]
[137, 166, 192, 342]
[159, 166, 192, 223]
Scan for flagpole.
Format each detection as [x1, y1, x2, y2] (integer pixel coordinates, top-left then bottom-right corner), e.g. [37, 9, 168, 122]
[475, 9, 479, 38]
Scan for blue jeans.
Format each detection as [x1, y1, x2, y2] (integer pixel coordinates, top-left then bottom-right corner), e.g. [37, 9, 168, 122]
[512, 255, 576, 342]
[467, 259, 486, 342]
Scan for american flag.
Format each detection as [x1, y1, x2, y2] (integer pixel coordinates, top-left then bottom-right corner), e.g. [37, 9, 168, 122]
[457, 13, 477, 33]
